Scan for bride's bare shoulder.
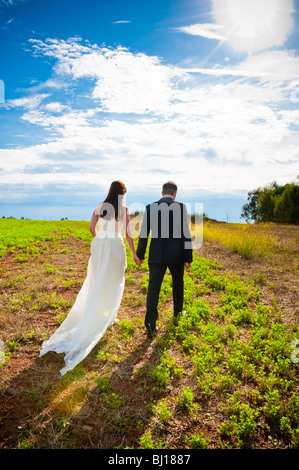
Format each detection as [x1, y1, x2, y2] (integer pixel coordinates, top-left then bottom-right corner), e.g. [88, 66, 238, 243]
[94, 202, 103, 215]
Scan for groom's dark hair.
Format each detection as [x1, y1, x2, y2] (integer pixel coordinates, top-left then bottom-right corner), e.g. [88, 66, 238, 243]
[162, 181, 177, 196]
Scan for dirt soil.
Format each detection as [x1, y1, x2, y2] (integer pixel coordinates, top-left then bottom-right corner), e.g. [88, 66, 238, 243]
[0, 224, 298, 449]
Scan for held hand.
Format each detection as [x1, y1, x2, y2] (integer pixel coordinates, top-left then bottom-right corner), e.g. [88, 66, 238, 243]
[133, 253, 141, 267]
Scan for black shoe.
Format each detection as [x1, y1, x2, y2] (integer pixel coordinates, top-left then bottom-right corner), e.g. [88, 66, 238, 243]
[173, 310, 186, 326]
[173, 312, 181, 326]
[146, 324, 157, 340]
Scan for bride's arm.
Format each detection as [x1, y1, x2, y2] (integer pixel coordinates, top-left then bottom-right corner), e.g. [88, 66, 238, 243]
[90, 202, 102, 237]
[89, 211, 98, 237]
[124, 207, 140, 266]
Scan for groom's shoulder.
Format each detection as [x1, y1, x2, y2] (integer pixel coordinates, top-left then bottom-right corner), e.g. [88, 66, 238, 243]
[146, 200, 160, 209]
[146, 200, 185, 212]
[147, 199, 184, 206]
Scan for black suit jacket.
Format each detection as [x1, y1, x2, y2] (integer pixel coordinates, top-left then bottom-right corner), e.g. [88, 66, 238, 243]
[136, 197, 193, 265]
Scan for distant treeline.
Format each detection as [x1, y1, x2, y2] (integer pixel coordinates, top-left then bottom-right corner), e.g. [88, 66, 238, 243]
[241, 180, 299, 223]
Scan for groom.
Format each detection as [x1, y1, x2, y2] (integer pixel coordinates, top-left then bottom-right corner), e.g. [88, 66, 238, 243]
[136, 181, 193, 339]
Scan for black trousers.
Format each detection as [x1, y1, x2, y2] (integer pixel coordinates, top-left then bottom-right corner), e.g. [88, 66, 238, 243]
[145, 263, 184, 330]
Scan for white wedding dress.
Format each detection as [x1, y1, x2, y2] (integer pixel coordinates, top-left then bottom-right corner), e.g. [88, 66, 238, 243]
[40, 208, 127, 375]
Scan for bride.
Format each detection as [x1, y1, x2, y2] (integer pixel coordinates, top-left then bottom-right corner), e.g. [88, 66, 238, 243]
[40, 181, 140, 375]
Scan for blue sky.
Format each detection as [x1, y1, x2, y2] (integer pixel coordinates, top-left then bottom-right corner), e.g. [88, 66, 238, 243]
[0, 0, 298, 222]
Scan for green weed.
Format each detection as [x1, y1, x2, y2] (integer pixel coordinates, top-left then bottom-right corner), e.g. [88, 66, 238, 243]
[118, 319, 135, 341]
[150, 350, 184, 388]
[176, 387, 199, 415]
[152, 398, 173, 424]
[184, 432, 209, 449]
[103, 392, 123, 409]
[94, 375, 111, 393]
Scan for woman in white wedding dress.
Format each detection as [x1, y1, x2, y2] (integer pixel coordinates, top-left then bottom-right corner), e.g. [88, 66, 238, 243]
[40, 181, 140, 375]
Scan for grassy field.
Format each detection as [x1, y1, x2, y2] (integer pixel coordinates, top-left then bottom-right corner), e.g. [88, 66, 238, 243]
[0, 218, 298, 449]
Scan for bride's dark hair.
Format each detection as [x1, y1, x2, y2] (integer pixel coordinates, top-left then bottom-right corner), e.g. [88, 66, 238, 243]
[99, 180, 127, 220]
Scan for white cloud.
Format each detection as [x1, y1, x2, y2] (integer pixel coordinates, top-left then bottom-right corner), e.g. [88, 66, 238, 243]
[176, 23, 227, 41]
[5, 93, 49, 109]
[182, 50, 299, 82]
[233, 50, 299, 80]
[211, 0, 294, 53]
[29, 39, 188, 115]
[43, 102, 69, 113]
[0, 0, 30, 6]
[176, 1, 294, 54]
[1, 37, 298, 201]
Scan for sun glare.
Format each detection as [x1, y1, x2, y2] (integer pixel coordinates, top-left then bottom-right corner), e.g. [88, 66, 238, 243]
[212, 0, 294, 54]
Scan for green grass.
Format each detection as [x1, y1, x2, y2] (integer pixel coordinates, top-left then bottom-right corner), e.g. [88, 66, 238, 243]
[0, 219, 298, 449]
[202, 221, 278, 259]
[0, 219, 92, 258]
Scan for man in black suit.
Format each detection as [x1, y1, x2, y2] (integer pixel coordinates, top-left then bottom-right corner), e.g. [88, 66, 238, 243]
[136, 181, 193, 339]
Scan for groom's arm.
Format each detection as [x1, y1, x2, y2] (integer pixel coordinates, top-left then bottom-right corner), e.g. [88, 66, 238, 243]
[136, 205, 150, 261]
[182, 203, 193, 265]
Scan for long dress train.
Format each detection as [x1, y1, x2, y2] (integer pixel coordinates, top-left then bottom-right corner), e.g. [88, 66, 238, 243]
[39, 215, 127, 375]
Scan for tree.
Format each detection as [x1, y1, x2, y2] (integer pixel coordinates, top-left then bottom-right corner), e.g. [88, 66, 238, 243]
[274, 183, 299, 223]
[257, 186, 275, 222]
[241, 188, 260, 222]
[241, 180, 299, 224]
